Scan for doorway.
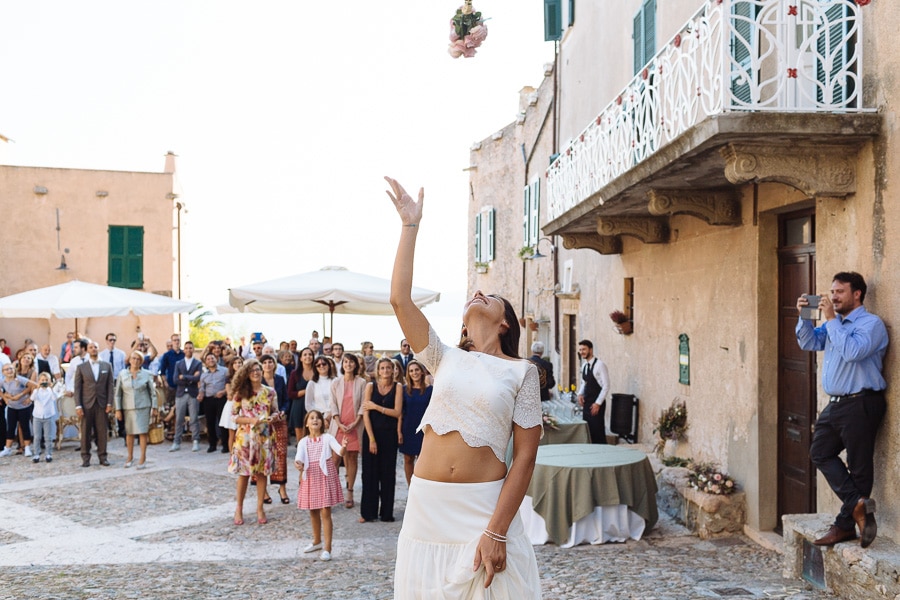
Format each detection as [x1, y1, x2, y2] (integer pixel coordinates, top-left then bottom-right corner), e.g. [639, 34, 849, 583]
[776, 209, 817, 525]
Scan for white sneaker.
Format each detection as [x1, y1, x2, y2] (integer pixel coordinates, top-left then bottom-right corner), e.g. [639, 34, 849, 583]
[24, 446, 33, 457]
[169, 443, 180, 452]
[320, 550, 331, 561]
[303, 542, 322, 553]
[192, 441, 200, 452]
[0, 448, 11, 458]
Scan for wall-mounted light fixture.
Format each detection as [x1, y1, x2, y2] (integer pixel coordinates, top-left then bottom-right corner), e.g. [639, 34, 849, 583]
[34, 185, 48, 195]
[96, 190, 109, 198]
[528, 237, 556, 260]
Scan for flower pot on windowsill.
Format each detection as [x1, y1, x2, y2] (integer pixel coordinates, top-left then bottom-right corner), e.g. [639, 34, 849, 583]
[474, 263, 489, 274]
[614, 322, 633, 335]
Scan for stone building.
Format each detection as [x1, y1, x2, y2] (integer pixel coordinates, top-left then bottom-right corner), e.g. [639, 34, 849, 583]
[468, 0, 897, 550]
[0, 151, 184, 350]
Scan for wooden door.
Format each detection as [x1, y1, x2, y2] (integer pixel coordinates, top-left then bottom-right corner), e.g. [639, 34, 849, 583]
[777, 211, 817, 523]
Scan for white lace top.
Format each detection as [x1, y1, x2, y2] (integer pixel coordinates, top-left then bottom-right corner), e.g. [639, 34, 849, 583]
[416, 327, 542, 463]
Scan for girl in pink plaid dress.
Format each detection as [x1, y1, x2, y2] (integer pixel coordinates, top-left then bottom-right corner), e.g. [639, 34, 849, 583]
[295, 410, 347, 561]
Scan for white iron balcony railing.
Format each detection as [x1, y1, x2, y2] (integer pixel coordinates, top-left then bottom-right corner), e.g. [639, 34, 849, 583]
[547, 0, 870, 222]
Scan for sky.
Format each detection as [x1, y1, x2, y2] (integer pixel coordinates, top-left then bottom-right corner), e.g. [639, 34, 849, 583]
[0, 1, 554, 350]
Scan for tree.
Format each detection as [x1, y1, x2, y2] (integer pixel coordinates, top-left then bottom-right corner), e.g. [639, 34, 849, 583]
[187, 305, 225, 349]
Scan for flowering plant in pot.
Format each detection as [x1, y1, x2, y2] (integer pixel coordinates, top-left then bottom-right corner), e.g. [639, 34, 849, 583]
[609, 310, 632, 334]
[652, 399, 688, 456]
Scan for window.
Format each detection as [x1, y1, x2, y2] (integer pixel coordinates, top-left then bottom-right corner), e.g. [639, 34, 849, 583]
[108, 225, 144, 289]
[474, 207, 495, 263]
[624, 277, 634, 324]
[633, 0, 656, 75]
[522, 178, 541, 247]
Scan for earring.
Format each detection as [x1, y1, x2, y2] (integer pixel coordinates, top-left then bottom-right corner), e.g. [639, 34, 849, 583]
[461, 326, 468, 337]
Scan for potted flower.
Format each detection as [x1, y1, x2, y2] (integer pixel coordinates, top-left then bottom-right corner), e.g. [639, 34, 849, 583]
[474, 261, 489, 274]
[652, 399, 688, 456]
[609, 310, 632, 335]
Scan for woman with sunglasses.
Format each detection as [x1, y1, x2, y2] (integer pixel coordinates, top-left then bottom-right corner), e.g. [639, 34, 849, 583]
[306, 357, 337, 424]
[387, 177, 542, 598]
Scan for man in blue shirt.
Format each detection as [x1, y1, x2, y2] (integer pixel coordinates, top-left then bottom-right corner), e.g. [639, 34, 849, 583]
[796, 271, 888, 548]
[158, 333, 185, 412]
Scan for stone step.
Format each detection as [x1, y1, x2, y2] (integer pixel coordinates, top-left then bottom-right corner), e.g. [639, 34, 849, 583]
[783, 513, 900, 598]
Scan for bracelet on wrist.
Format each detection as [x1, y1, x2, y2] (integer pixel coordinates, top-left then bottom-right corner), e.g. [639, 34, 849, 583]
[482, 528, 508, 543]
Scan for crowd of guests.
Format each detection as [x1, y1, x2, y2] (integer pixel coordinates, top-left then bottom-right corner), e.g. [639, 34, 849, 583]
[0, 329, 433, 560]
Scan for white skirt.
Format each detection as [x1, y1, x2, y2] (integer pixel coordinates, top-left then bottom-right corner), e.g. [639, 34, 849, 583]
[219, 400, 237, 430]
[395, 476, 541, 599]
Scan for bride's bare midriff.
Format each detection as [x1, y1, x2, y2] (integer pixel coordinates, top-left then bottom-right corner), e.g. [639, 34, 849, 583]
[414, 426, 507, 483]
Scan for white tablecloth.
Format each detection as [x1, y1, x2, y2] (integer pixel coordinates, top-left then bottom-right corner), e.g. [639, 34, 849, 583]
[519, 495, 646, 547]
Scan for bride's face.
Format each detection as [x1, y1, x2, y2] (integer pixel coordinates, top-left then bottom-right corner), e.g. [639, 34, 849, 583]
[463, 291, 506, 328]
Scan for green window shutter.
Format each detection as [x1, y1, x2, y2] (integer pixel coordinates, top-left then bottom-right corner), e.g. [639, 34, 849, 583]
[817, 4, 849, 106]
[523, 185, 531, 246]
[544, 0, 562, 42]
[643, 0, 656, 70]
[530, 181, 541, 247]
[486, 209, 495, 261]
[568, 0, 575, 28]
[475, 213, 482, 263]
[633, 10, 643, 75]
[108, 226, 125, 287]
[108, 225, 144, 289]
[126, 226, 144, 288]
[731, 1, 757, 105]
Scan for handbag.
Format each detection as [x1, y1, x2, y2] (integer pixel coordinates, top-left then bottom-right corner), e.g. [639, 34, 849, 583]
[148, 411, 165, 444]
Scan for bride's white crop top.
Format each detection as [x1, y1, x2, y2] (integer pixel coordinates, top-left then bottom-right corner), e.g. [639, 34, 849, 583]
[416, 327, 542, 463]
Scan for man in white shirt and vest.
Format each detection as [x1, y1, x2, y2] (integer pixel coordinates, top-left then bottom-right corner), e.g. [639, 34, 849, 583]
[576, 339, 611, 444]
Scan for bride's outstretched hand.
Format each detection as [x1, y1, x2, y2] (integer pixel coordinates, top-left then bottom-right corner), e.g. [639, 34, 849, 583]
[385, 176, 423, 226]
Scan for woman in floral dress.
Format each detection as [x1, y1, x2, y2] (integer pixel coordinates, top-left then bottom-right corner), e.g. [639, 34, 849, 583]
[228, 359, 277, 525]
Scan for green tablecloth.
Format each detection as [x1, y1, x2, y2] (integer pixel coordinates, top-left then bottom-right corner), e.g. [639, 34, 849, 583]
[527, 444, 658, 544]
[540, 422, 590, 446]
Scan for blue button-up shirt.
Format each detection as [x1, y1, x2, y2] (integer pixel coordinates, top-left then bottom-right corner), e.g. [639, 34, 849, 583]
[796, 305, 888, 396]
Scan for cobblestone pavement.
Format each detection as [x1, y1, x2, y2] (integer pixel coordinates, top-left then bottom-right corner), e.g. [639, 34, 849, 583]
[0, 439, 833, 599]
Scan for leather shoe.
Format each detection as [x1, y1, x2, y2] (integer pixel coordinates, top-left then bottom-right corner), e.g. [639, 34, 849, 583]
[853, 498, 877, 548]
[81, 461, 90, 468]
[813, 524, 857, 546]
[100, 460, 111, 467]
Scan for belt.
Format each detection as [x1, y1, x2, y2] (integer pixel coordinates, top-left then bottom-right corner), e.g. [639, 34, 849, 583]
[829, 389, 882, 403]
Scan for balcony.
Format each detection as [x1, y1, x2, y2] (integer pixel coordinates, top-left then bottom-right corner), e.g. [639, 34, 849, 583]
[544, 0, 879, 250]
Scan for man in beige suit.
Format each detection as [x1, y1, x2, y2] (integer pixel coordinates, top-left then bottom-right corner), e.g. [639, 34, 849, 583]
[74, 340, 115, 467]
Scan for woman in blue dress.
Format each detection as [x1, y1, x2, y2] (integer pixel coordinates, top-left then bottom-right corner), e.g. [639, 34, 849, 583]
[398, 360, 432, 486]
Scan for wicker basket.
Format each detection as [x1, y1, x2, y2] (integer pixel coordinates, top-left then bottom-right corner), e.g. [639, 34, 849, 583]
[148, 417, 165, 445]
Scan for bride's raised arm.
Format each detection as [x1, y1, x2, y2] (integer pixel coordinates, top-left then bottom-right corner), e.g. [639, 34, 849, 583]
[386, 176, 430, 353]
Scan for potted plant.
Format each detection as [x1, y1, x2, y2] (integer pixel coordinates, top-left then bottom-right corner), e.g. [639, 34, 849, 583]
[474, 261, 489, 274]
[652, 399, 688, 456]
[518, 246, 535, 260]
[609, 309, 632, 335]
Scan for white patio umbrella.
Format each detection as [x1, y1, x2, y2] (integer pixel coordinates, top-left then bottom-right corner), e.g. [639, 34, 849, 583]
[228, 266, 441, 336]
[0, 280, 197, 330]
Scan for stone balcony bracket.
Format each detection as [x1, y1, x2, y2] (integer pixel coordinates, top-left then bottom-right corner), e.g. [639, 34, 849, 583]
[647, 188, 741, 226]
[597, 217, 669, 244]
[721, 142, 857, 198]
[561, 233, 622, 256]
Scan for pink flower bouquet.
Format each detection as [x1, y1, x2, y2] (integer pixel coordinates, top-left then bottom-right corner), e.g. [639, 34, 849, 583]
[449, 1, 488, 59]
